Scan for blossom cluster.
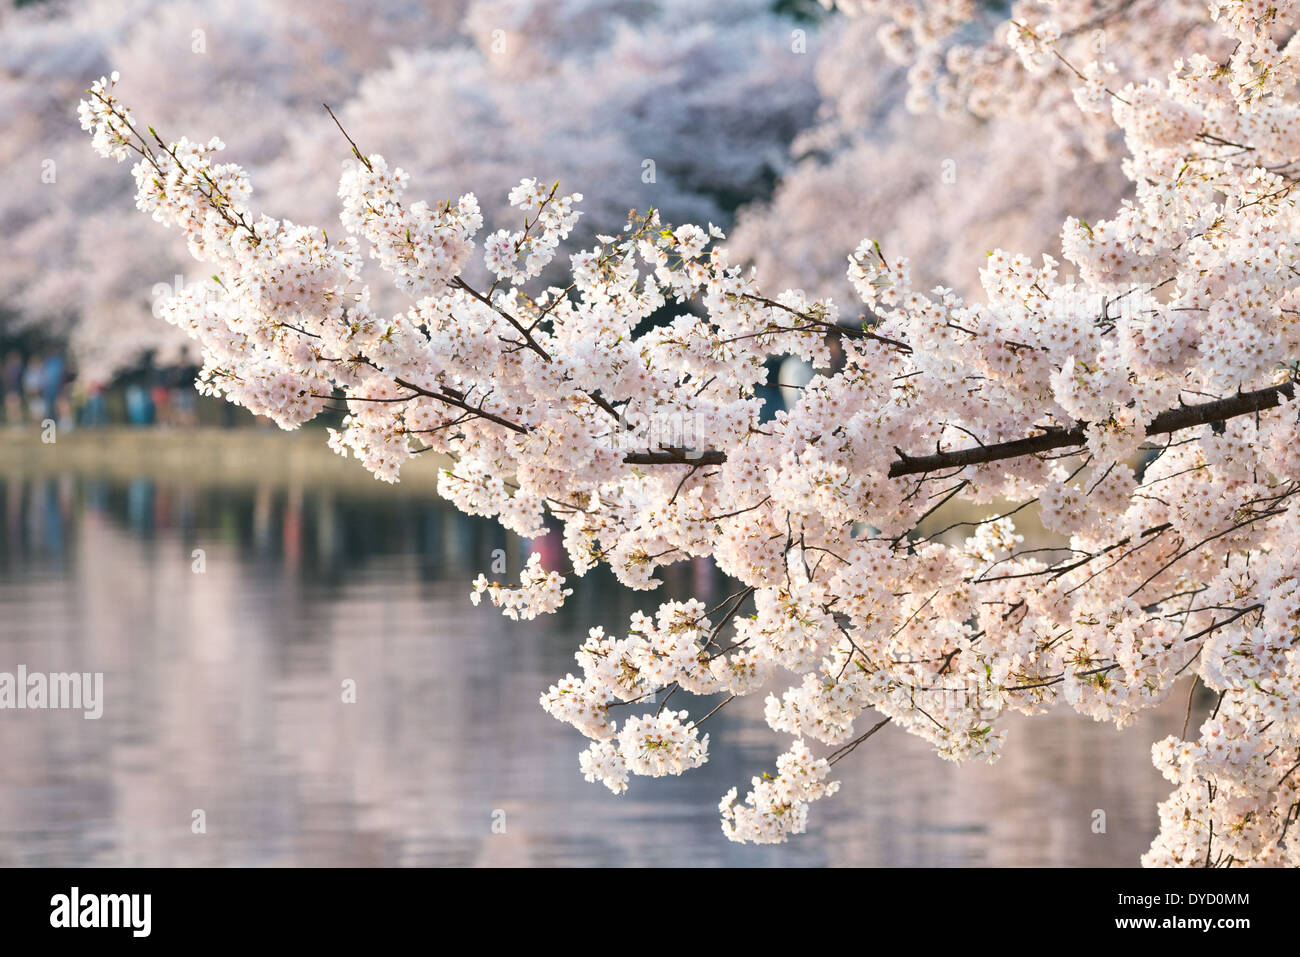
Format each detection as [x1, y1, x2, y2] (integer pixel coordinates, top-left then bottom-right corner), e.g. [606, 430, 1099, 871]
[827, 0, 1232, 164]
[484, 179, 583, 285]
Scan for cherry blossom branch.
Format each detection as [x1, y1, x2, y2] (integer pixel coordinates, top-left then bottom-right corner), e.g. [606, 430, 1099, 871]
[888, 380, 1296, 478]
[634, 379, 1296, 474]
[623, 449, 728, 466]
[826, 717, 892, 766]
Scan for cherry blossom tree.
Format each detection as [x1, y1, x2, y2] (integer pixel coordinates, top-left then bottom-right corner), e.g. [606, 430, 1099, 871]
[2, 0, 466, 379]
[2, 0, 816, 380]
[728, 11, 1132, 310]
[80, 0, 1300, 866]
[729, 0, 1238, 310]
[826, 0, 1234, 159]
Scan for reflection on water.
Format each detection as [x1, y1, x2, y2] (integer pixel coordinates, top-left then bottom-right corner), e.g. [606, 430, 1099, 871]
[0, 470, 1193, 866]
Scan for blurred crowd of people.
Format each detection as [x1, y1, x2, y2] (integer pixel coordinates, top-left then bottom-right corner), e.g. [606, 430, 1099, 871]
[2, 349, 66, 426]
[1, 349, 199, 429]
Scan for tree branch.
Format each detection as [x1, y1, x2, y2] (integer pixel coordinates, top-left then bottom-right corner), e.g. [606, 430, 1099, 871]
[886, 381, 1295, 478]
[624, 449, 728, 466]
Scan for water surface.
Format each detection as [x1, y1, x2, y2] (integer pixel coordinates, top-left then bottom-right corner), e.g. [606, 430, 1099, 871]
[0, 467, 1196, 866]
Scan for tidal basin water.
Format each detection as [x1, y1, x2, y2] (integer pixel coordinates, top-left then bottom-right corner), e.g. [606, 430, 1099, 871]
[0, 456, 1200, 866]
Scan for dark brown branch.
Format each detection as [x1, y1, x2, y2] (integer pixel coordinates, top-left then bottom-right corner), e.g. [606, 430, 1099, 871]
[827, 717, 892, 765]
[617, 381, 1295, 473]
[624, 449, 728, 466]
[386, 379, 725, 466]
[887, 381, 1295, 478]
[392, 377, 529, 435]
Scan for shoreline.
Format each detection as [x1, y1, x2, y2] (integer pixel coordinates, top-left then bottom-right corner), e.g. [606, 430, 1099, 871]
[0, 425, 450, 497]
